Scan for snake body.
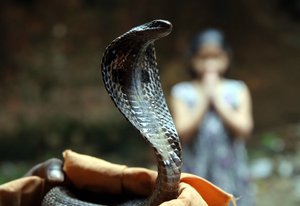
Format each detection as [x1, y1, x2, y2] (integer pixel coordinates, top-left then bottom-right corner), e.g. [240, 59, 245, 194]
[42, 19, 182, 206]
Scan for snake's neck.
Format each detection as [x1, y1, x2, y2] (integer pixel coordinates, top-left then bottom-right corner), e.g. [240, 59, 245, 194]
[147, 148, 182, 206]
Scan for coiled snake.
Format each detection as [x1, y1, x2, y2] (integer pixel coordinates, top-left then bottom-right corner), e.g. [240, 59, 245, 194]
[42, 19, 182, 206]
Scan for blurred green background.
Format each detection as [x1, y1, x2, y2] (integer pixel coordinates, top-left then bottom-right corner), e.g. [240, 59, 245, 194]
[1, 0, 300, 205]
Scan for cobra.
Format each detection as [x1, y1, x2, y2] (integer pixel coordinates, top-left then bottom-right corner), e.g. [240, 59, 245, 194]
[42, 19, 182, 206]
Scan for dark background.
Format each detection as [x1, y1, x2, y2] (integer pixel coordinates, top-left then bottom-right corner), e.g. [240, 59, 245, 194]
[0, 0, 300, 204]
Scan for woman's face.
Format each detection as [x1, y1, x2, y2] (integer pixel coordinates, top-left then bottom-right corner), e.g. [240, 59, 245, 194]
[191, 43, 229, 77]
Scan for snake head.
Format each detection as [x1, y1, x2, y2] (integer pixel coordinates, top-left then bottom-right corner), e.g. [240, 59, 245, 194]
[129, 19, 173, 40]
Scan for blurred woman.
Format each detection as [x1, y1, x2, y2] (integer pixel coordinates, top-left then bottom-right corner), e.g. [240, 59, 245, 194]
[171, 29, 254, 206]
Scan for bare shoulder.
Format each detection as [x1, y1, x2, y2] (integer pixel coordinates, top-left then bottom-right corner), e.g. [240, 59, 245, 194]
[224, 79, 249, 92]
[171, 81, 197, 98]
[223, 79, 252, 105]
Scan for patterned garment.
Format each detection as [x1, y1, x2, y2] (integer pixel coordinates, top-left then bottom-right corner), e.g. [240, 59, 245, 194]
[171, 80, 254, 206]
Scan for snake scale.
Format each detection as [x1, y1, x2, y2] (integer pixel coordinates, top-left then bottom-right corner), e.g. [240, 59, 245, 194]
[42, 19, 182, 206]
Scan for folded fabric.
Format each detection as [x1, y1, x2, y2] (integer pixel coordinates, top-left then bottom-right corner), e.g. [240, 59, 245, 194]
[0, 150, 235, 206]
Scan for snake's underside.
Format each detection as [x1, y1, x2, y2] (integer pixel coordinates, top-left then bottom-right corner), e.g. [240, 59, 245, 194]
[42, 19, 182, 206]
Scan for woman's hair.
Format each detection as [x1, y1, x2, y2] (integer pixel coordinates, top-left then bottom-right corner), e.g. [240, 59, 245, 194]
[187, 28, 232, 77]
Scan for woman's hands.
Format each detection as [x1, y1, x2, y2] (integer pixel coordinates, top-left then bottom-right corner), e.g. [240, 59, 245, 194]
[202, 70, 222, 101]
[199, 57, 253, 138]
[170, 61, 222, 143]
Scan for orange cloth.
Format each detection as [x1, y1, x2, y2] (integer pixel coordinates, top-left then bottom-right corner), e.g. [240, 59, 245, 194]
[0, 150, 235, 206]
